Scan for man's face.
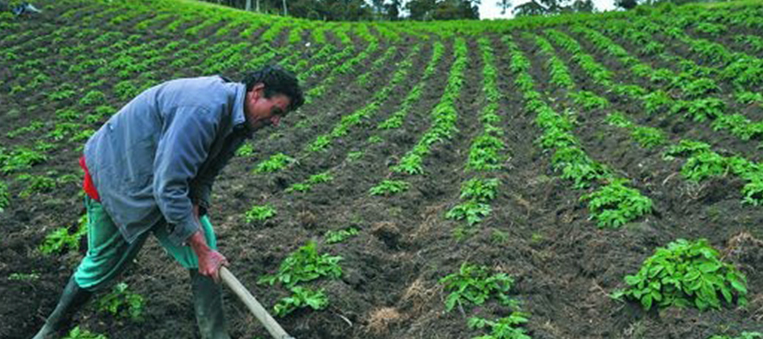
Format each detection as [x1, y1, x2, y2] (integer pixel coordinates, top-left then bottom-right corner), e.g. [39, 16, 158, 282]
[245, 83, 292, 130]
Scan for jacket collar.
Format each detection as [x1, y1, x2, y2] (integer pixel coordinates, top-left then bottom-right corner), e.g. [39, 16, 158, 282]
[231, 82, 254, 138]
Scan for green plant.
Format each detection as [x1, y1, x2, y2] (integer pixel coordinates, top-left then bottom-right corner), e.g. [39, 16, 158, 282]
[63, 326, 106, 339]
[245, 205, 276, 223]
[69, 129, 95, 142]
[370, 180, 409, 196]
[96, 282, 143, 321]
[581, 179, 652, 228]
[695, 22, 727, 36]
[446, 201, 492, 226]
[308, 135, 331, 152]
[680, 151, 731, 182]
[439, 263, 515, 312]
[460, 178, 499, 202]
[40, 215, 88, 255]
[709, 332, 762, 339]
[48, 122, 81, 141]
[258, 241, 342, 288]
[491, 229, 509, 244]
[1, 147, 47, 174]
[611, 239, 748, 311]
[8, 272, 40, 281]
[552, 147, 610, 189]
[254, 153, 295, 173]
[48, 89, 77, 101]
[6, 121, 44, 138]
[18, 174, 56, 198]
[672, 98, 725, 123]
[79, 90, 106, 106]
[85, 105, 116, 124]
[367, 135, 383, 144]
[0, 181, 9, 213]
[347, 151, 364, 161]
[235, 143, 254, 157]
[570, 91, 609, 110]
[56, 108, 80, 121]
[468, 313, 532, 339]
[604, 112, 633, 128]
[631, 126, 666, 149]
[735, 91, 763, 105]
[391, 154, 424, 175]
[642, 90, 673, 115]
[273, 286, 328, 317]
[742, 177, 763, 206]
[681, 78, 718, 99]
[286, 183, 311, 193]
[468, 134, 505, 171]
[307, 172, 333, 184]
[664, 140, 711, 159]
[325, 227, 359, 244]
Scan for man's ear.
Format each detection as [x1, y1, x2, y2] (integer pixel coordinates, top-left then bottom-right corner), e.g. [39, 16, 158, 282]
[251, 83, 265, 99]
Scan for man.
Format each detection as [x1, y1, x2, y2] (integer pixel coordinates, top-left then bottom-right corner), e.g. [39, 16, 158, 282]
[33, 65, 304, 339]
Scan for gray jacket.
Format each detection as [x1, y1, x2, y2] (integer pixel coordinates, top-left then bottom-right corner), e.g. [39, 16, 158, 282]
[84, 76, 251, 246]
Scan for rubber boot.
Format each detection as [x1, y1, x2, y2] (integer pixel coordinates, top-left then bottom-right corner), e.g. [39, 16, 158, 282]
[32, 277, 92, 339]
[190, 270, 230, 339]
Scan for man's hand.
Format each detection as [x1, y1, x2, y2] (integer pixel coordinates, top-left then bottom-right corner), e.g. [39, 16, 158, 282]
[188, 230, 229, 281]
[188, 205, 227, 281]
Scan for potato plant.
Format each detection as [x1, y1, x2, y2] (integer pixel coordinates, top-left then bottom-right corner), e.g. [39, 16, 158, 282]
[95, 282, 144, 321]
[439, 263, 516, 312]
[258, 242, 342, 316]
[612, 239, 748, 311]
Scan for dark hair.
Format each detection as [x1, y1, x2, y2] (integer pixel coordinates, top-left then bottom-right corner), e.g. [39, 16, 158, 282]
[242, 65, 305, 112]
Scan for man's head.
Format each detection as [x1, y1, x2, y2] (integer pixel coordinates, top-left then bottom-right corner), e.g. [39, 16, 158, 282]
[242, 65, 305, 130]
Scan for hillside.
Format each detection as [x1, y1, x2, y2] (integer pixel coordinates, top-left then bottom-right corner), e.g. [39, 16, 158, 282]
[1, 0, 763, 338]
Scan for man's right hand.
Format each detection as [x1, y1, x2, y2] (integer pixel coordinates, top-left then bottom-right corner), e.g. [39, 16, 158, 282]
[188, 230, 229, 282]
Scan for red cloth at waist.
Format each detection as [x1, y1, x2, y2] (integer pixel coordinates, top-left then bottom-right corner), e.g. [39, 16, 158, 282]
[79, 156, 100, 201]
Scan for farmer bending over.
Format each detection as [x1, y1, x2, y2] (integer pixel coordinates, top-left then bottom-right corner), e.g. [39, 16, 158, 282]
[33, 65, 304, 339]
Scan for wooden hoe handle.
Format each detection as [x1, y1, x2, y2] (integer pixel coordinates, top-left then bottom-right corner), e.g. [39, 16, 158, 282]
[219, 266, 296, 339]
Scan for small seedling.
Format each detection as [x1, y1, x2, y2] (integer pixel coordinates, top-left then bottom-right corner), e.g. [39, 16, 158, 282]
[96, 282, 144, 321]
[439, 263, 515, 312]
[324, 227, 359, 244]
[254, 153, 295, 173]
[347, 151, 364, 161]
[8, 272, 40, 281]
[245, 205, 276, 223]
[235, 143, 254, 157]
[460, 178, 499, 203]
[468, 313, 532, 339]
[0, 181, 9, 213]
[63, 326, 106, 339]
[370, 180, 409, 196]
[631, 126, 666, 149]
[258, 241, 342, 288]
[40, 215, 88, 255]
[709, 332, 762, 339]
[273, 286, 328, 317]
[446, 201, 492, 226]
[391, 154, 424, 175]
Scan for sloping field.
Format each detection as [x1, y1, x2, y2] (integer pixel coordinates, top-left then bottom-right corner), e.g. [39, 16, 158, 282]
[2, 0, 763, 338]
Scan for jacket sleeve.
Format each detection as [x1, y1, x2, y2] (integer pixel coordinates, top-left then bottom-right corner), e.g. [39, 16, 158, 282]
[153, 106, 219, 246]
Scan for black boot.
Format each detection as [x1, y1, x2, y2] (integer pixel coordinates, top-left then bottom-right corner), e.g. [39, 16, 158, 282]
[190, 270, 230, 339]
[33, 277, 92, 339]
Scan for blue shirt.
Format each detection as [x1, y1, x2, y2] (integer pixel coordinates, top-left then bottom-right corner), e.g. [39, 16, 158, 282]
[84, 76, 251, 246]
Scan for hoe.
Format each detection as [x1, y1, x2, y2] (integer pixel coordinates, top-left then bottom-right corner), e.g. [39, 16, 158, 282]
[220, 267, 295, 339]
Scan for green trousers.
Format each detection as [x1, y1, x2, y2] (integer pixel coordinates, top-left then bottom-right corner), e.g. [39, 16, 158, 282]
[73, 197, 217, 291]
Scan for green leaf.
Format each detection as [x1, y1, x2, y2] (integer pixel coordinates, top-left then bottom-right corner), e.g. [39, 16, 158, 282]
[641, 294, 653, 310]
[624, 275, 641, 286]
